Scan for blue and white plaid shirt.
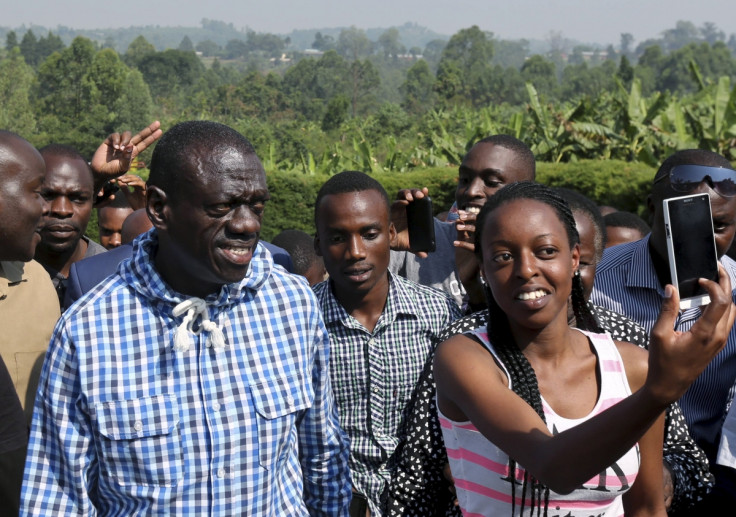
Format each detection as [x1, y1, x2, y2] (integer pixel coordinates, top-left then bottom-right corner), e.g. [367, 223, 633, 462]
[313, 272, 461, 516]
[591, 234, 736, 464]
[22, 230, 351, 516]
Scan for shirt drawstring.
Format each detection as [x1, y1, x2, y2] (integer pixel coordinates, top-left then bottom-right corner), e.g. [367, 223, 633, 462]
[172, 298, 227, 352]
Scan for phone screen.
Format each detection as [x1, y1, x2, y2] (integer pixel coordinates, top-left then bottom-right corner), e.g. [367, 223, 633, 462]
[666, 194, 718, 300]
[406, 196, 436, 253]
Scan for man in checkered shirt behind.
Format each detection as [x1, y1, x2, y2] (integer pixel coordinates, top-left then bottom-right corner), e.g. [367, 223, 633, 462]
[21, 121, 351, 516]
[312, 171, 462, 516]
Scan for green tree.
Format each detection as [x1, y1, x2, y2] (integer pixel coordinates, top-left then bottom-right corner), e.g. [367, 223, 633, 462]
[35, 36, 97, 124]
[377, 28, 405, 59]
[37, 32, 65, 62]
[336, 27, 372, 60]
[322, 95, 349, 131]
[137, 49, 206, 99]
[348, 59, 380, 116]
[178, 36, 194, 52]
[196, 40, 220, 57]
[435, 26, 495, 106]
[113, 69, 154, 133]
[20, 30, 39, 67]
[0, 48, 36, 135]
[124, 35, 156, 67]
[400, 59, 435, 113]
[521, 55, 558, 99]
[312, 32, 335, 51]
[5, 31, 18, 52]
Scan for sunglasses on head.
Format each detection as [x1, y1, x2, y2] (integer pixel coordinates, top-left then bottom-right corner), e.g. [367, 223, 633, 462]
[653, 164, 736, 197]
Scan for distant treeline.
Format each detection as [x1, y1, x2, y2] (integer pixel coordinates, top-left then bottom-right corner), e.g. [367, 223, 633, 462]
[1, 20, 736, 175]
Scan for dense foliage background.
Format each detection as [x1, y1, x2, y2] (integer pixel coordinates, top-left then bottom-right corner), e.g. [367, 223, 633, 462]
[0, 19, 732, 240]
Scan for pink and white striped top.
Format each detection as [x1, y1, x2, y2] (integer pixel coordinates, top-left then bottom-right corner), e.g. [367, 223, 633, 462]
[438, 328, 639, 517]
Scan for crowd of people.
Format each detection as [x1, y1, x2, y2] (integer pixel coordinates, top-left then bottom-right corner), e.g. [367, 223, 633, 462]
[1, 119, 736, 517]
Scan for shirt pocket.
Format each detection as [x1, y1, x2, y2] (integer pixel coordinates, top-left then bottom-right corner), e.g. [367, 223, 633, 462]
[250, 373, 310, 470]
[93, 394, 183, 487]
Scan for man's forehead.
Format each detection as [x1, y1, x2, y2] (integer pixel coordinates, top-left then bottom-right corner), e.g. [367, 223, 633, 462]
[461, 144, 531, 175]
[41, 153, 93, 183]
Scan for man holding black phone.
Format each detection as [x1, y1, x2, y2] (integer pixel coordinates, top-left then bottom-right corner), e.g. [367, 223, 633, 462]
[389, 135, 536, 311]
[592, 149, 736, 513]
[312, 171, 462, 516]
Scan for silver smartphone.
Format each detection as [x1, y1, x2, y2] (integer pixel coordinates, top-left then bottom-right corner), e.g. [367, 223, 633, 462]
[663, 193, 719, 309]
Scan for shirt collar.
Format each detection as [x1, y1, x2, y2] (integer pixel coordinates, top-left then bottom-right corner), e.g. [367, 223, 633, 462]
[0, 261, 26, 298]
[121, 228, 273, 309]
[319, 270, 420, 332]
[624, 234, 664, 292]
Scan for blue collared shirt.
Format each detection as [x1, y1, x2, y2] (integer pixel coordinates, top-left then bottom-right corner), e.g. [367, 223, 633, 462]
[313, 272, 461, 516]
[591, 235, 736, 463]
[22, 230, 351, 516]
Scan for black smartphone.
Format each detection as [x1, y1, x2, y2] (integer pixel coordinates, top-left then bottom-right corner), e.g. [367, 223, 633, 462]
[663, 193, 719, 309]
[406, 196, 436, 253]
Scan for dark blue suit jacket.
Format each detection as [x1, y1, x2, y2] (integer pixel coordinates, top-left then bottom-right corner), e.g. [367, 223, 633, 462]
[63, 240, 293, 311]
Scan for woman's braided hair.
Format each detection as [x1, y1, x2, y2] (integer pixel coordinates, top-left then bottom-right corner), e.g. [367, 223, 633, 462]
[473, 181, 603, 516]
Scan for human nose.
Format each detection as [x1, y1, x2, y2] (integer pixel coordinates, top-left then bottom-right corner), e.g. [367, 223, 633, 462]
[346, 235, 367, 260]
[109, 232, 121, 248]
[514, 252, 537, 280]
[227, 205, 261, 235]
[48, 196, 72, 218]
[466, 177, 486, 200]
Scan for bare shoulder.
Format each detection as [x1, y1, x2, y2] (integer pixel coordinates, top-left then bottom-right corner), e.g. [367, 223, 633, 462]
[434, 334, 507, 390]
[614, 339, 649, 391]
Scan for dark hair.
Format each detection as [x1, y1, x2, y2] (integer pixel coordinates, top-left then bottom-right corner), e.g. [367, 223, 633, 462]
[652, 149, 733, 183]
[604, 211, 651, 237]
[37, 143, 93, 181]
[474, 181, 602, 516]
[271, 229, 322, 277]
[473, 134, 536, 178]
[38, 143, 88, 163]
[555, 186, 606, 258]
[148, 121, 256, 196]
[99, 192, 132, 210]
[314, 170, 389, 227]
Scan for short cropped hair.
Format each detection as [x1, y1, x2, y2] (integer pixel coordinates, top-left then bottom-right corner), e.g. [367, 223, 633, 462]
[148, 121, 256, 195]
[474, 134, 536, 178]
[555, 187, 606, 256]
[271, 230, 322, 277]
[314, 170, 389, 227]
[38, 143, 93, 181]
[604, 211, 651, 236]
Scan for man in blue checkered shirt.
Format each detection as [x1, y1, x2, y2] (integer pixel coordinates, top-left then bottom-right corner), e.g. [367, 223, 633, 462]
[21, 121, 351, 516]
[312, 171, 462, 516]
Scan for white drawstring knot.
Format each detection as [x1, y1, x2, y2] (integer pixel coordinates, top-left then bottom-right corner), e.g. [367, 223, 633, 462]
[172, 298, 227, 352]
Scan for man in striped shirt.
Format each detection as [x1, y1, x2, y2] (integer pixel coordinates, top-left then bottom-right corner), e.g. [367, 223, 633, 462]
[591, 149, 736, 511]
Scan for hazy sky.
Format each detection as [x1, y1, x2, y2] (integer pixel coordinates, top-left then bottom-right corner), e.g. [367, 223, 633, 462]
[5, 0, 734, 45]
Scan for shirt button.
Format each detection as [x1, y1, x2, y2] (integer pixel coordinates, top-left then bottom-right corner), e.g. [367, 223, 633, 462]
[367, 338, 375, 346]
[285, 395, 294, 406]
[212, 402, 221, 411]
[133, 420, 143, 432]
[217, 468, 226, 478]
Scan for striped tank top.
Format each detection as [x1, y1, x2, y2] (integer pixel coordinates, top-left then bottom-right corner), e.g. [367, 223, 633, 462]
[438, 328, 640, 517]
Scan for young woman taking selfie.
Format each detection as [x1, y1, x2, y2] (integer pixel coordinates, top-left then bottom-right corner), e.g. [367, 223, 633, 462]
[434, 181, 735, 516]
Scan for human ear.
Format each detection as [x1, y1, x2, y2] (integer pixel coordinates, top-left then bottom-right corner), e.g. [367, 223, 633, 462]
[570, 243, 581, 275]
[146, 185, 168, 231]
[388, 222, 398, 246]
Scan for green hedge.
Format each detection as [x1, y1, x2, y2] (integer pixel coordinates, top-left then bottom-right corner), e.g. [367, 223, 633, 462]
[537, 160, 655, 218]
[85, 160, 658, 245]
[261, 166, 459, 241]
